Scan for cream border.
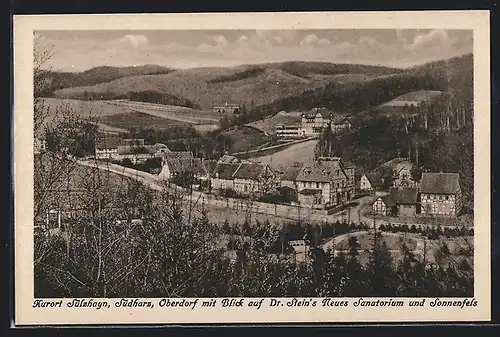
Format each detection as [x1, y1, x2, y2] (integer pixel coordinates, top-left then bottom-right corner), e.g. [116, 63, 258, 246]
[13, 11, 491, 325]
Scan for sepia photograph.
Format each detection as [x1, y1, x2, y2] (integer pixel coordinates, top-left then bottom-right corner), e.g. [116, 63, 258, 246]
[13, 11, 491, 325]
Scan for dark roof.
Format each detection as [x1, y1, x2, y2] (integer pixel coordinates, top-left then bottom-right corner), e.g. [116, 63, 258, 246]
[302, 107, 334, 119]
[164, 158, 203, 174]
[163, 151, 194, 160]
[364, 173, 384, 188]
[420, 172, 460, 194]
[379, 194, 396, 207]
[95, 137, 123, 150]
[295, 158, 347, 183]
[214, 163, 241, 180]
[233, 163, 265, 180]
[117, 145, 152, 155]
[389, 187, 419, 205]
[281, 162, 304, 181]
[299, 189, 322, 196]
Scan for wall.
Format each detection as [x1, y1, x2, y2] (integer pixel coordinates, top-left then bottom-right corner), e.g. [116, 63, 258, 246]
[421, 193, 458, 217]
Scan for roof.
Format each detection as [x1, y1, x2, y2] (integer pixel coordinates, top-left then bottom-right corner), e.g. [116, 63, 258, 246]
[420, 172, 460, 194]
[218, 154, 240, 164]
[302, 107, 334, 119]
[389, 187, 419, 205]
[95, 137, 123, 150]
[376, 194, 396, 207]
[299, 188, 322, 196]
[364, 173, 384, 188]
[162, 151, 194, 160]
[233, 163, 266, 180]
[117, 145, 152, 155]
[281, 162, 304, 181]
[164, 158, 203, 174]
[295, 158, 348, 183]
[214, 163, 241, 180]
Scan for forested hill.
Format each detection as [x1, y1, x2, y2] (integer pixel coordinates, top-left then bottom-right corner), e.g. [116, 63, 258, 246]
[238, 53, 473, 124]
[35, 65, 174, 97]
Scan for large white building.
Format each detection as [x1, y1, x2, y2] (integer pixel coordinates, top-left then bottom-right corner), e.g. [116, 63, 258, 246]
[275, 108, 351, 138]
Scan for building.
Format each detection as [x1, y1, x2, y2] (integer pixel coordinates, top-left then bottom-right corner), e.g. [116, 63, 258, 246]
[280, 162, 304, 189]
[379, 158, 416, 188]
[360, 173, 385, 191]
[330, 116, 352, 134]
[158, 157, 204, 181]
[372, 194, 396, 216]
[95, 137, 122, 159]
[214, 102, 240, 114]
[372, 187, 419, 216]
[211, 163, 241, 191]
[295, 157, 355, 208]
[276, 124, 302, 138]
[299, 108, 334, 136]
[232, 163, 276, 196]
[420, 172, 462, 217]
[389, 187, 419, 216]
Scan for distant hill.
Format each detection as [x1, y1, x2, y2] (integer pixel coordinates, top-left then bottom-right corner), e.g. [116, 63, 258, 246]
[36, 65, 174, 97]
[45, 54, 472, 121]
[50, 61, 403, 109]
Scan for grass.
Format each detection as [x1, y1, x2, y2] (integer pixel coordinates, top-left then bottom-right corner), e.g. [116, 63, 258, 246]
[222, 126, 270, 153]
[249, 139, 318, 171]
[100, 111, 188, 131]
[108, 100, 221, 123]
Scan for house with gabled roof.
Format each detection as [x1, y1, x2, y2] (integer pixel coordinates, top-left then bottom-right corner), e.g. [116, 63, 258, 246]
[360, 172, 385, 191]
[372, 187, 419, 217]
[232, 163, 277, 196]
[295, 157, 355, 208]
[158, 157, 204, 181]
[95, 137, 123, 159]
[211, 163, 241, 191]
[420, 172, 461, 217]
[280, 162, 304, 189]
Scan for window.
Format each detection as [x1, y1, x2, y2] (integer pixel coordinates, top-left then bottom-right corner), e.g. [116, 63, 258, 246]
[316, 183, 319, 188]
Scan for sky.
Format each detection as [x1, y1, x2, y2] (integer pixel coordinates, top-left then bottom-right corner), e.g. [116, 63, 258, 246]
[35, 29, 473, 72]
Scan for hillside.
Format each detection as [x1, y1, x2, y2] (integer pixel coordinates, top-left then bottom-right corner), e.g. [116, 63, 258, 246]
[36, 65, 174, 97]
[50, 62, 403, 110]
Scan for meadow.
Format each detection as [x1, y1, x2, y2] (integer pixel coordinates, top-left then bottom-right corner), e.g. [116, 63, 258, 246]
[249, 139, 318, 171]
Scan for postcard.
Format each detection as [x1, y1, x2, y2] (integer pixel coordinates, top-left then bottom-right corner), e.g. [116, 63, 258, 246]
[13, 10, 491, 325]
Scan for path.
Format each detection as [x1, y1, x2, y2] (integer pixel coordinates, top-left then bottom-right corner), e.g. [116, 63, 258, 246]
[77, 160, 467, 229]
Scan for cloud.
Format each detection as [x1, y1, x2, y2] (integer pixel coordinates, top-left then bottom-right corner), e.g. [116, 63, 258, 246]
[211, 35, 229, 47]
[407, 29, 450, 50]
[119, 34, 149, 48]
[300, 34, 330, 46]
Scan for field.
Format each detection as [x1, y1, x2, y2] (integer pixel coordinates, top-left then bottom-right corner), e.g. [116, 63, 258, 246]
[107, 100, 221, 124]
[246, 111, 303, 135]
[100, 112, 188, 131]
[249, 139, 318, 171]
[221, 126, 271, 153]
[38, 98, 221, 133]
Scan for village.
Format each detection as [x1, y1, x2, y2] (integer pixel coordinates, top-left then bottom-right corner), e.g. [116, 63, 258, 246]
[29, 28, 477, 300]
[35, 96, 466, 231]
